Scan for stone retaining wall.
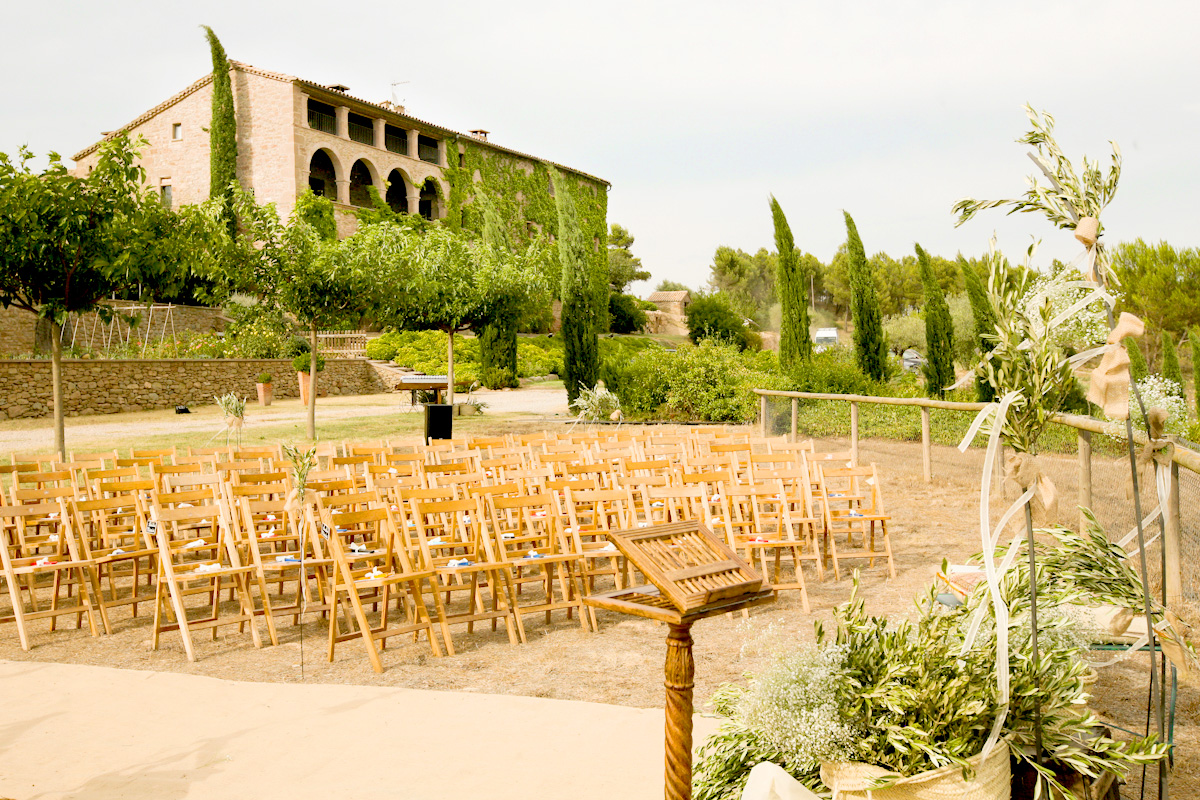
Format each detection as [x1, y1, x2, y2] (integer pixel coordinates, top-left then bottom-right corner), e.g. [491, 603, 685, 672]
[0, 301, 227, 357]
[0, 358, 387, 419]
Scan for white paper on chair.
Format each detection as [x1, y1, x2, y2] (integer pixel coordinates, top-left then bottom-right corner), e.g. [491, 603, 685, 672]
[741, 762, 821, 800]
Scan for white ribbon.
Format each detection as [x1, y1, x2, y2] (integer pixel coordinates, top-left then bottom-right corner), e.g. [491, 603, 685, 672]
[955, 391, 1035, 757]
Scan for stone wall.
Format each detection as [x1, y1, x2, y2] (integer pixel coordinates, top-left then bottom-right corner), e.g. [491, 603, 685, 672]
[0, 301, 227, 358]
[0, 358, 387, 419]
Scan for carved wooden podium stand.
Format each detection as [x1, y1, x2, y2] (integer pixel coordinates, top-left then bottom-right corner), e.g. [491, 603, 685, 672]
[584, 521, 776, 800]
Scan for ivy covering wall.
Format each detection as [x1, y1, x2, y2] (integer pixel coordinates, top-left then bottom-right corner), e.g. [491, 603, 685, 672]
[442, 137, 609, 305]
[441, 137, 608, 388]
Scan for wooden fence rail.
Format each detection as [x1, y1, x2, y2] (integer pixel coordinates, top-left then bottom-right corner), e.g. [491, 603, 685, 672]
[753, 388, 1189, 604]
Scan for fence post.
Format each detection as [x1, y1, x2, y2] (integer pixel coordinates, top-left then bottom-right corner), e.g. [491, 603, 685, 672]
[790, 398, 798, 443]
[1165, 456, 1183, 605]
[759, 395, 768, 438]
[850, 401, 859, 464]
[920, 407, 932, 483]
[1077, 429, 1092, 531]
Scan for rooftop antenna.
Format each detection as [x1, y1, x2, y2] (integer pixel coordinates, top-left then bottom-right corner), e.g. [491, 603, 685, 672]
[390, 80, 410, 107]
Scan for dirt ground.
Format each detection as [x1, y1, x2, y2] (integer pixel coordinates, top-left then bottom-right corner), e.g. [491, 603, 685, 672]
[0, 419, 1192, 797]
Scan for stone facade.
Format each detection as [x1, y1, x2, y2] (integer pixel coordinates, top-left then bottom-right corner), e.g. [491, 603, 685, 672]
[71, 61, 603, 238]
[0, 358, 386, 419]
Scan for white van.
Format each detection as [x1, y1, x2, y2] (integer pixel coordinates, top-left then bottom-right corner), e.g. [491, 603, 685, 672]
[813, 327, 839, 352]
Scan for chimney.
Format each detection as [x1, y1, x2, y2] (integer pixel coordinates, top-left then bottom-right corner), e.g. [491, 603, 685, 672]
[469, 129, 490, 141]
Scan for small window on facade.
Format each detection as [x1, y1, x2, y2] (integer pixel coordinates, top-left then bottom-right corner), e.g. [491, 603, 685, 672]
[172, 123, 183, 141]
[458, 152, 464, 168]
[160, 182, 173, 208]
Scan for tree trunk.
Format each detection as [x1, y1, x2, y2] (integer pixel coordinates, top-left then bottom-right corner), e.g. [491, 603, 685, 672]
[50, 319, 65, 457]
[308, 325, 318, 440]
[446, 329, 455, 406]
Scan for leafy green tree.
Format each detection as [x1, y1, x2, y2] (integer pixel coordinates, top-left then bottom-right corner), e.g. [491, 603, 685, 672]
[555, 170, 598, 402]
[961, 258, 998, 402]
[609, 293, 647, 333]
[1112, 239, 1200, 360]
[226, 188, 376, 439]
[686, 293, 751, 350]
[1127, 338, 1148, 383]
[1161, 332, 1184, 397]
[770, 196, 811, 369]
[916, 243, 955, 398]
[607, 223, 649, 293]
[843, 212, 888, 381]
[0, 138, 213, 453]
[203, 26, 238, 233]
[655, 279, 690, 293]
[708, 246, 778, 326]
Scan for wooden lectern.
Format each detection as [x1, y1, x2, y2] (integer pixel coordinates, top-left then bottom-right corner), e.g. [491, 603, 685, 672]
[584, 521, 776, 800]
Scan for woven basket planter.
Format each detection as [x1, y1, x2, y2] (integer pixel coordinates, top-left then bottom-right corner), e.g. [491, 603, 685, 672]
[821, 742, 1010, 800]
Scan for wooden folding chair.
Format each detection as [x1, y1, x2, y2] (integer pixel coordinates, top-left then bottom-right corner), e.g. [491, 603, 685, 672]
[148, 493, 263, 661]
[237, 496, 332, 645]
[69, 494, 158, 618]
[718, 480, 813, 612]
[0, 499, 109, 649]
[317, 497, 446, 672]
[484, 494, 589, 633]
[817, 463, 894, 579]
[411, 496, 522, 647]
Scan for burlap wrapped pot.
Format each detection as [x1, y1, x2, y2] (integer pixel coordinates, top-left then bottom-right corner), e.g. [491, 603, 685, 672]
[820, 742, 1010, 800]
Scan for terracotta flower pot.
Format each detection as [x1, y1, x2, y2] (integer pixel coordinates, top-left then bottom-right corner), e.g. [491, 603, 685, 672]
[256, 382, 273, 407]
[298, 372, 312, 406]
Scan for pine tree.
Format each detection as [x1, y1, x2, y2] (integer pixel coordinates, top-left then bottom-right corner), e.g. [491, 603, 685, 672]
[770, 196, 810, 370]
[1191, 329, 1200, 419]
[961, 260, 997, 402]
[1161, 331, 1184, 397]
[843, 212, 887, 381]
[555, 170, 597, 403]
[916, 244, 954, 398]
[203, 26, 238, 233]
[1127, 339, 1148, 383]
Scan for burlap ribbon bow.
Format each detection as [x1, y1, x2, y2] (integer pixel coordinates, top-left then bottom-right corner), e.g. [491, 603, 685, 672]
[1004, 452, 1058, 525]
[1086, 312, 1145, 420]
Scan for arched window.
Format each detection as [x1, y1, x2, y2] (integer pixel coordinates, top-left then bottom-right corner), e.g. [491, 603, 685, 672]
[308, 150, 336, 198]
[385, 169, 409, 214]
[349, 160, 374, 208]
[419, 178, 440, 220]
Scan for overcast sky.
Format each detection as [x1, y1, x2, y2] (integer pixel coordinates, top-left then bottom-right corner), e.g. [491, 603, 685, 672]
[3, 2, 1197, 294]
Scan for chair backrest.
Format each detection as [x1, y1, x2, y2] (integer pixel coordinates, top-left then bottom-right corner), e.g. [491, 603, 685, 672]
[150, 463, 203, 492]
[486, 493, 567, 559]
[71, 493, 152, 554]
[131, 447, 177, 460]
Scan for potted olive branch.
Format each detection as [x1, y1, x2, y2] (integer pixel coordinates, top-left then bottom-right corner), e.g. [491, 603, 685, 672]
[293, 352, 324, 407]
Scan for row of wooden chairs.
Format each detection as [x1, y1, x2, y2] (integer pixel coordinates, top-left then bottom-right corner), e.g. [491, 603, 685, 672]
[0, 428, 893, 672]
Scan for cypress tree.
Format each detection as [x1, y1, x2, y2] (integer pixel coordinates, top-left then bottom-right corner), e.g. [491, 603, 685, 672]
[843, 212, 887, 381]
[916, 244, 954, 398]
[203, 26, 238, 232]
[555, 170, 597, 403]
[1161, 332, 1184, 397]
[1191, 329, 1200, 419]
[770, 196, 811, 370]
[1127, 339, 1148, 383]
[961, 259, 997, 402]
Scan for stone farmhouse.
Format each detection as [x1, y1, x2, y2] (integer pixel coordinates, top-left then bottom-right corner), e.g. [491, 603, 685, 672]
[71, 61, 608, 240]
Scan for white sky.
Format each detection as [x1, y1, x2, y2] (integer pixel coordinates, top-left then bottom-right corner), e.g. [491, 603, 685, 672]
[3, 1, 1197, 295]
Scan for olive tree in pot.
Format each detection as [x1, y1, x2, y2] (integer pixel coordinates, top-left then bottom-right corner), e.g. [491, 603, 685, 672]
[209, 188, 374, 440]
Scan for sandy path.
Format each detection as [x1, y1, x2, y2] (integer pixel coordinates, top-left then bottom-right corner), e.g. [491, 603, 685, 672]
[0, 385, 570, 452]
[0, 659, 717, 800]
